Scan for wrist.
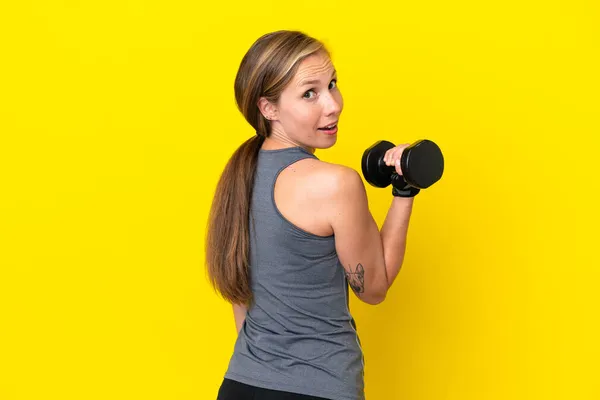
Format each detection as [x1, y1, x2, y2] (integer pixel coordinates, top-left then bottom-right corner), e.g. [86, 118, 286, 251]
[392, 185, 420, 198]
[390, 173, 420, 197]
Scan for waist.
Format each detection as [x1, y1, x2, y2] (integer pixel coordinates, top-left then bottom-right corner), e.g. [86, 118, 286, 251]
[226, 319, 364, 400]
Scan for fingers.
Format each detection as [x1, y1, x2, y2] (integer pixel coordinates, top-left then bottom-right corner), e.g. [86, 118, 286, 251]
[384, 144, 409, 175]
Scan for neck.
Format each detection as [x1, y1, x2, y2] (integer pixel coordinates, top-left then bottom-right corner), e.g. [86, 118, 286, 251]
[261, 128, 315, 154]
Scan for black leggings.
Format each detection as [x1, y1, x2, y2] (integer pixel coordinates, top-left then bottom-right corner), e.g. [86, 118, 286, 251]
[217, 378, 332, 400]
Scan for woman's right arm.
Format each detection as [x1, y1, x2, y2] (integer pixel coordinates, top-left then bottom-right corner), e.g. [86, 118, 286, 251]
[326, 167, 415, 305]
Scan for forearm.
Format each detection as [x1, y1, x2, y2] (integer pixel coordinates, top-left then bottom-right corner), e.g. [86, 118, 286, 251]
[380, 196, 415, 289]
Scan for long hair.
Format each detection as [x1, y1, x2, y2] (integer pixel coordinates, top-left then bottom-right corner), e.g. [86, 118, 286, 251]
[205, 30, 328, 305]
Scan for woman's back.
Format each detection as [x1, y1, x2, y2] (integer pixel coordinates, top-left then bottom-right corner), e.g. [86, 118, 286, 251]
[223, 146, 365, 400]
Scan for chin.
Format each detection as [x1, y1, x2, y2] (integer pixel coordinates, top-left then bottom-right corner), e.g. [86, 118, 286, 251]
[317, 136, 337, 150]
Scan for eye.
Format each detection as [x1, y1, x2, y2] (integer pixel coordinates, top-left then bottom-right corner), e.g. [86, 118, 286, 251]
[303, 89, 316, 99]
[303, 79, 337, 99]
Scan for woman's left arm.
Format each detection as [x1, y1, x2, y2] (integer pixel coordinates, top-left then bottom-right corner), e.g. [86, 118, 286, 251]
[232, 303, 248, 333]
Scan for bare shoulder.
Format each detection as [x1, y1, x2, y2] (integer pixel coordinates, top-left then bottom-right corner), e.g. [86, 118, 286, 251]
[275, 158, 366, 237]
[297, 158, 365, 200]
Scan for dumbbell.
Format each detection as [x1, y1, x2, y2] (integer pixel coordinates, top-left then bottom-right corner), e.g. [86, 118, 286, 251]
[361, 139, 444, 191]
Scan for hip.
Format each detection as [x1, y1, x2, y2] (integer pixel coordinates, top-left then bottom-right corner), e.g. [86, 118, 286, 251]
[217, 378, 332, 400]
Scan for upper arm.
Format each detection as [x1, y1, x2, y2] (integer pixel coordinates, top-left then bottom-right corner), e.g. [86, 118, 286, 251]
[324, 167, 388, 304]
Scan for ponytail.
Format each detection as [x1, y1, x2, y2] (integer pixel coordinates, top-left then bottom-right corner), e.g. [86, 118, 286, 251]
[205, 134, 265, 305]
[208, 30, 325, 305]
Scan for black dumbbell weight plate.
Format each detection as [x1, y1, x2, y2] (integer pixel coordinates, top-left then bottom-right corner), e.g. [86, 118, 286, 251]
[401, 139, 444, 189]
[361, 140, 396, 188]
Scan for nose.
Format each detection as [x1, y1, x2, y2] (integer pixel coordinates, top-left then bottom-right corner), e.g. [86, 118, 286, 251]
[323, 92, 342, 116]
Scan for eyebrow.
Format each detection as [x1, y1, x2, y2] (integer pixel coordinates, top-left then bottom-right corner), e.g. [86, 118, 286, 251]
[298, 69, 337, 87]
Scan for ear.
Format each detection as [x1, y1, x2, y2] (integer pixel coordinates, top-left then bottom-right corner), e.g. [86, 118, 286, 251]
[257, 97, 278, 121]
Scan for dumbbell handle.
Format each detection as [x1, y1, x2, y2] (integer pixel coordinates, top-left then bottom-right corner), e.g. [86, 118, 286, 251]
[376, 143, 421, 188]
[371, 143, 417, 194]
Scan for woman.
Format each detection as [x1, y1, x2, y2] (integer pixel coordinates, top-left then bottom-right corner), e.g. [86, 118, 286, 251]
[206, 30, 415, 400]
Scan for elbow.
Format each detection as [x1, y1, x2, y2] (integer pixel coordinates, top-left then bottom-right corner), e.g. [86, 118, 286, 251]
[372, 292, 387, 305]
[367, 279, 390, 305]
[363, 289, 387, 305]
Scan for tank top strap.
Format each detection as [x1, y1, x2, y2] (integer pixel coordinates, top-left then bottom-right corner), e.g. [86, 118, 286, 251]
[257, 146, 318, 183]
[255, 146, 327, 239]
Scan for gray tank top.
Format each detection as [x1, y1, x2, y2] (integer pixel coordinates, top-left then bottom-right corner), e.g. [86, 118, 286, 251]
[224, 146, 365, 400]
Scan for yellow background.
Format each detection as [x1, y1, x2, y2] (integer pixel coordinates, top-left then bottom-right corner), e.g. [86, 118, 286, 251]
[1, 1, 598, 399]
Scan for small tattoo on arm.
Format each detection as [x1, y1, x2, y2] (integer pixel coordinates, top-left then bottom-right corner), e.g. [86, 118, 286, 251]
[345, 263, 365, 294]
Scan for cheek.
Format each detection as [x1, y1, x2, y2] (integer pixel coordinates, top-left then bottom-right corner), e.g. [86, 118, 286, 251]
[287, 103, 318, 128]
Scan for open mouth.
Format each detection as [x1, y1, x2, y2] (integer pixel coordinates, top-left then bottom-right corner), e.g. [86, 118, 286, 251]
[318, 122, 338, 131]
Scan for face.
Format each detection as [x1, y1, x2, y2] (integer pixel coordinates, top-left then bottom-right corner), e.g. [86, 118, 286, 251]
[263, 51, 343, 151]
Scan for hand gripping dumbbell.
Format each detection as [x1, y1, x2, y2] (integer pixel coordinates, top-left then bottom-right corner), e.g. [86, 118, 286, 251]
[361, 139, 444, 197]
